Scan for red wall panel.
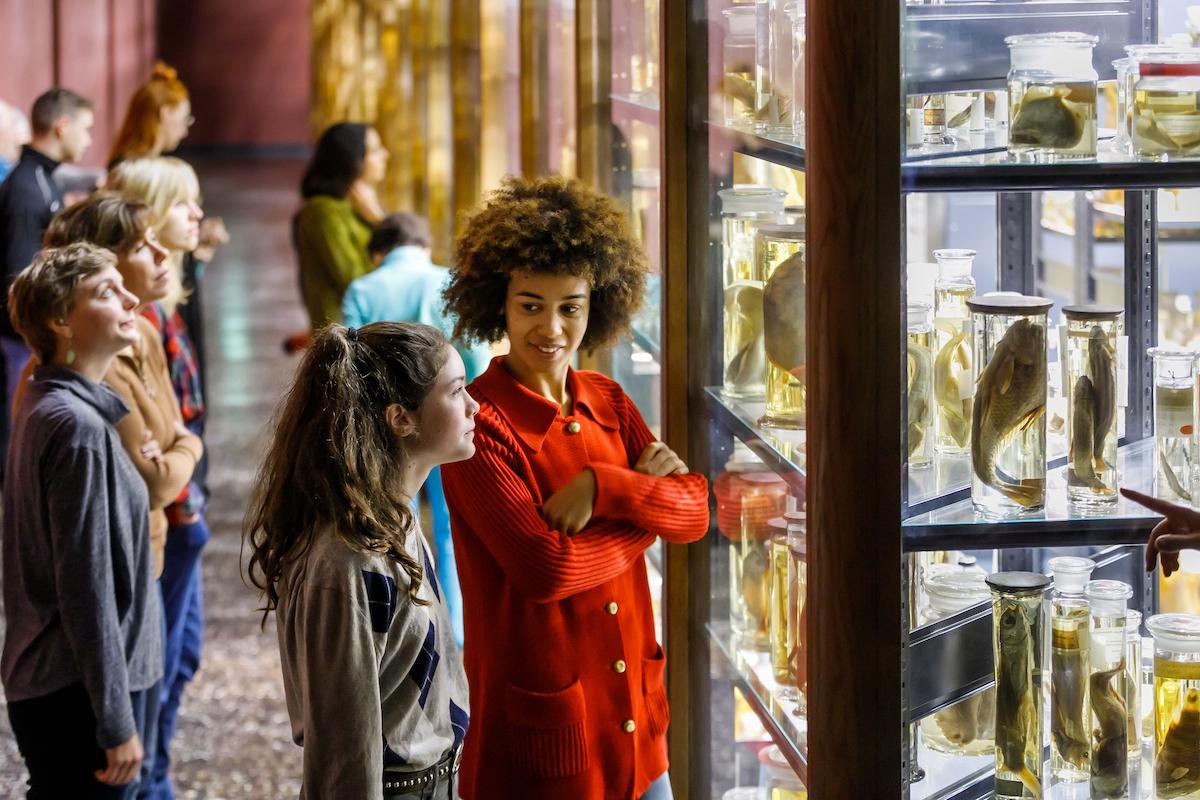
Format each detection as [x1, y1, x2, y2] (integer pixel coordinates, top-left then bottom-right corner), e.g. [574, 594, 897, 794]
[158, 0, 311, 148]
[0, 3, 56, 122]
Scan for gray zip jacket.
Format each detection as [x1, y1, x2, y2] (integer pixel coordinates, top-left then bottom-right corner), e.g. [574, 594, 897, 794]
[1, 365, 163, 748]
[277, 523, 469, 800]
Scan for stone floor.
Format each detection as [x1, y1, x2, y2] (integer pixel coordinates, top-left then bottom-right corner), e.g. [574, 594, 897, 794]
[0, 157, 309, 798]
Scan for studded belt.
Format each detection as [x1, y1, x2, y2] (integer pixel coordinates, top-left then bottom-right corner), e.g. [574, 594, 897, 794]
[382, 747, 460, 796]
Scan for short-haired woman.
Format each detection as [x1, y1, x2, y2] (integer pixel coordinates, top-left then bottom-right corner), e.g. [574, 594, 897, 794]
[246, 322, 475, 799]
[441, 176, 710, 800]
[294, 122, 390, 332]
[2, 243, 162, 798]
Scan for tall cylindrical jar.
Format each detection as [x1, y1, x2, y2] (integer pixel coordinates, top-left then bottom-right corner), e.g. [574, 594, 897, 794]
[1086, 579, 1134, 800]
[1005, 32, 1099, 159]
[908, 302, 935, 468]
[933, 249, 976, 455]
[721, 7, 758, 129]
[1063, 306, 1123, 505]
[968, 295, 1053, 515]
[1127, 609, 1143, 763]
[917, 570, 995, 757]
[1049, 555, 1097, 785]
[1146, 613, 1200, 799]
[1147, 347, 1198, 503]
[770, 510, 806, 702]
[1113, 58, 1134, 150]
[719, 186, 786, 399]
[988, 571, 1050, 800]
[756, 223, 806, 429]
[786, 2, 805, 143]
[740, 490, 788, 650]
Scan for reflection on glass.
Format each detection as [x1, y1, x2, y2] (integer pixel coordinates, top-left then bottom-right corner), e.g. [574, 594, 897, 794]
[756, 223, 806, 429]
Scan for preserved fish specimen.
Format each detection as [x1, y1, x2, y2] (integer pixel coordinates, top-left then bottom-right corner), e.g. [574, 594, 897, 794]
[719, 187, 785, 399]
[969, 296, 1053, 515]
[908, 303, 934, 467]
[989, 571, 1050, 799]
[1148, 348, 1198, 503]
[722, 7, 757, 128]
[1086, 579, 1133, 799]
[757, 224, 806, 429]
[1148, 614, 1200, 799]
[933, 249, 975, 455]
[770, 511, 805, 705]
[717, 458, 787, 641]
[1005, 33, 1099, 160]
[741, 514, 784, 649]
[919, 569, 994, 757]
[1050, 556, 1096, 783]
[1131, 51, 1200, 158]
[1064, 308, 1122, 505]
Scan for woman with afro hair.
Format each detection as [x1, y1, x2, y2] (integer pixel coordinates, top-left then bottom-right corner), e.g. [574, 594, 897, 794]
[440, 175, 709, 800]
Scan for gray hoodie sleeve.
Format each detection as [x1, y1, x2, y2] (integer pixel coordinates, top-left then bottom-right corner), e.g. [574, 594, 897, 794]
[297, 585, 385, 800]
[47, 443, 135, 749]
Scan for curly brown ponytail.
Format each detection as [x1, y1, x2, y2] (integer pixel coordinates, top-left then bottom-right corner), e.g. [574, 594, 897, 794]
[244, 321, 449, 623]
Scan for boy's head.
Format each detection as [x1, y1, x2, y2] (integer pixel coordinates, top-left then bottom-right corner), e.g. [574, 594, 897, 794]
[368, 213, 433, 264]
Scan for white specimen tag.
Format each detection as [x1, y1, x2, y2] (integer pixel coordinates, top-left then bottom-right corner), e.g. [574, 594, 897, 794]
[1090, 630, 1126, 670]
[1117, 335, 1129, 408]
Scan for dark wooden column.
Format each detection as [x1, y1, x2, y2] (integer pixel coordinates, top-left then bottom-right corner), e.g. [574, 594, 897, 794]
[806, 0, 903, 795]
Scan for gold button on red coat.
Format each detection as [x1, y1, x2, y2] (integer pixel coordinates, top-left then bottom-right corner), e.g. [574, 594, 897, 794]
[613, 659, 627, 674]
[605, 601, 618, 615]
[566, 420, 582, 434]
[623, 720, 636, 734]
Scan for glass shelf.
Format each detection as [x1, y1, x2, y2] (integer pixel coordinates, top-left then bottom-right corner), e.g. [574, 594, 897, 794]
[705, 388, 806, 496]
[708, 620, 808, 783]
[611, 91, 661, 118]
[902, 438, 1159, 552]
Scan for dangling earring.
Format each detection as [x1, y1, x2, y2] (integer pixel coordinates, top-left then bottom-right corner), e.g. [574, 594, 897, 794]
[65, 336, 76, 366]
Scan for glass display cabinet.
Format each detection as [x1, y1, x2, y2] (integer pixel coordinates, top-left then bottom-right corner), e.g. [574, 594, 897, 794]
[664, 0, 1200, 797]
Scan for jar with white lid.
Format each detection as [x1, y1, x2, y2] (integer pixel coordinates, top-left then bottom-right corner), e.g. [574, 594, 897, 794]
[1005, 32, 1099, 159]
[1049, 556, 1097, 784]
[1147, 347, 1198, 503]
[1147, 613, 1200, 798]
[1085, 579, 1133, 799]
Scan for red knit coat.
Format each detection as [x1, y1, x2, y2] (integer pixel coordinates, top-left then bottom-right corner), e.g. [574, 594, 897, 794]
[442, 360, 710, 800]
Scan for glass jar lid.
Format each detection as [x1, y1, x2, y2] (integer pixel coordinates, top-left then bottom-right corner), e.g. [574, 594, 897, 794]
[1048, 556, 1096, 595]
[1134, 48, 1200, 70]
[966, 294, 1053, 314]
[986, 570, 1051, 595]
[1085, 579, 1133, 615]
[756, 222, 806, 240]
[1006, 32, 1098, 48]
[718, 185, 787, 216]
[722, 4, 756, 35]
[1147, 345, 1198, 360]
[1062, 305, 1124, 321]
[1148, 613, 1200, 652]
[907, 301, 931, 331]
[927, 571, 990, 615]
[1128, 609, 1143, 632]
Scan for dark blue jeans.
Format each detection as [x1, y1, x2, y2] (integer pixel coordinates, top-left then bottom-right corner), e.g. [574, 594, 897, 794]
[139, 516, 208, 800]
[8, 680, 160, 799]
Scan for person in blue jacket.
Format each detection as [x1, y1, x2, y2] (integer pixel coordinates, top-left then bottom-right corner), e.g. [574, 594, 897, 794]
[342, 212, 491, 643]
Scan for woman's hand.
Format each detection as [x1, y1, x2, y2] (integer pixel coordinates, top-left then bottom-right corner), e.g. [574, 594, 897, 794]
[95, 733, 142, 786]
[542, 468, 597, 535]
[140, 431, 163, 464]
[348, 178, 386, 224]
[635, 441, 689, 476]
[172, 419, 194, 441]
[1121, 487, 1200, 575]
[195, 216, 230, 262]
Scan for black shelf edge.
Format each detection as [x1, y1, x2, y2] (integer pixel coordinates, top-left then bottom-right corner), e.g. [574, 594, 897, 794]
[904, 156, 1200, 194]
[707, 622, 808, 784]
[704, 387, 806, 496]
[711, 123, 807, 172]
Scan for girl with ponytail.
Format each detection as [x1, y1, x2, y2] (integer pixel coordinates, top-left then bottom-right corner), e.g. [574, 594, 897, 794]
[245, 322, 476, 800]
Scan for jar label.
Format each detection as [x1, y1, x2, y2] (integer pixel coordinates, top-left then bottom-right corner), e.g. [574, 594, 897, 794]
[1155, 655, 1200, 681]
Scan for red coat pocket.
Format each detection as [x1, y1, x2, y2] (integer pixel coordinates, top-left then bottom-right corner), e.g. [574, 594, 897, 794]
[504, 679, 591, 779]
[642, 646, 670, 739]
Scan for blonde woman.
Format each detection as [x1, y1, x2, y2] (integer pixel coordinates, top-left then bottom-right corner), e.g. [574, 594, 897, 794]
[107, 156, 209, 800]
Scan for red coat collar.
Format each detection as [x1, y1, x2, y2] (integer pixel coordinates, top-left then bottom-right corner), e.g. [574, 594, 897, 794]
[473, 358, 620, 452]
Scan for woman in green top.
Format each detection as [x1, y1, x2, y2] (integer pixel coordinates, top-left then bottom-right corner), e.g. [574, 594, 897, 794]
[293, 122, 390, 332]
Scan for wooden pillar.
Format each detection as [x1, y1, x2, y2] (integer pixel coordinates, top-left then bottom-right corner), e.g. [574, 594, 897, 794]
[519, 0, 549, 176]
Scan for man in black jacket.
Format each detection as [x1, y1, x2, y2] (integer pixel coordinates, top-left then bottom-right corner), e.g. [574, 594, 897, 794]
[0, 88, 94, 479]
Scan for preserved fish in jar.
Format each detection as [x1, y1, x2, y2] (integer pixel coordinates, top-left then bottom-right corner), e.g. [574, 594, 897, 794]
[1130, 49, 1200, 158]
[719, 186, 786, 399]
[756, 222, 806, 429]
[738, 481, 789, 650]
[918, 569, 995, 757]
[1148, 347, 1198, 503]
[1063, 306, 1123, 506]
[721, 7, 757, 129]
[1085, 579, 1133, 800]
[988, 571, 1051, 800]
[933, 249, 976, 456]
[1005, 33, 1099, 160]
[1147, 613, 1200, 798]
[968, 295, 1053, 516]
[1049, 556, 1097, 785]
[908, 302, 935, 468]
[769, 510, 806, 706]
